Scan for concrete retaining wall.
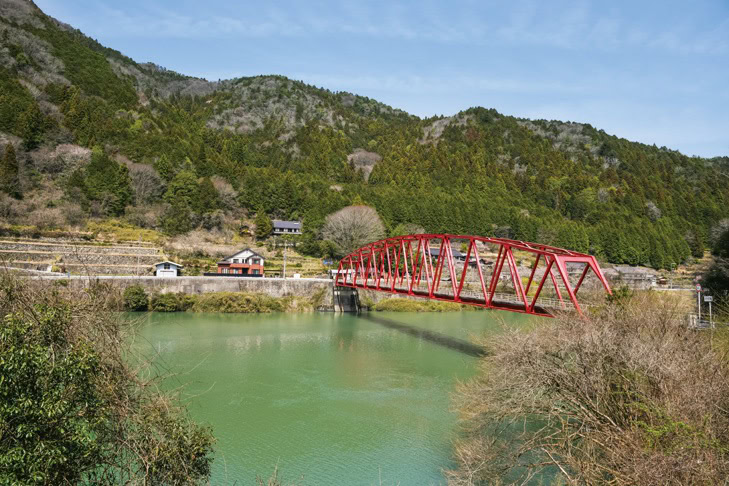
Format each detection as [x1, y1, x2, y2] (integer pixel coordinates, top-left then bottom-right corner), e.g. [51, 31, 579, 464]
[44, 275, 335, 302]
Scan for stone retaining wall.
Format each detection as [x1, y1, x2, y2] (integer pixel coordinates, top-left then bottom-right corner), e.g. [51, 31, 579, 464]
[0, 241, 161, 256]
[0, 251, 160, 266]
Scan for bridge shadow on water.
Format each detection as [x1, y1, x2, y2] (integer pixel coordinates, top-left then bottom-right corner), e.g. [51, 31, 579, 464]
[361, 314, 488, 358]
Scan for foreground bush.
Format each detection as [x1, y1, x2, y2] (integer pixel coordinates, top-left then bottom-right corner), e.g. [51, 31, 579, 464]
[0, 275, 214, 485]
[448, 294, 729, 485]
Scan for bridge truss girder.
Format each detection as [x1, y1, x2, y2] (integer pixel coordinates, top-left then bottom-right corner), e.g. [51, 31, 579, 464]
[334, 234, 612, 317]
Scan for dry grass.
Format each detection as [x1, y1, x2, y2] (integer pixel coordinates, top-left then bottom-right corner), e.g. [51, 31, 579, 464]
[448, 292, 729, 485]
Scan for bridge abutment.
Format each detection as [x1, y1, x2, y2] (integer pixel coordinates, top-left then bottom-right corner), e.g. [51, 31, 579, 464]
[333, 286, 360, 313]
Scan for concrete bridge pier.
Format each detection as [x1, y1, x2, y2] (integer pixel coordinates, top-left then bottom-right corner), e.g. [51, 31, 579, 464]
[333, 286, 360, 313]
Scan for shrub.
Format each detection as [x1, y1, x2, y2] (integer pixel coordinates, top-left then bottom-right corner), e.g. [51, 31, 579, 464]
[448, 294, 729, 485]
[122, 285, 148, 311]
[149, 292, 182, 312]
[190, 292, 287, 313]
[0, 275, 214, 485]
[373, 297, 468, 312]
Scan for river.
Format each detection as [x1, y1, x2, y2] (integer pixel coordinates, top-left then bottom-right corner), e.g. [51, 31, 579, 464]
[137, 310, 534, 485]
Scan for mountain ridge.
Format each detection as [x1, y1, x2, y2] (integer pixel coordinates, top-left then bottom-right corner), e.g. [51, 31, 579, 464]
[1, 0, 728, 270]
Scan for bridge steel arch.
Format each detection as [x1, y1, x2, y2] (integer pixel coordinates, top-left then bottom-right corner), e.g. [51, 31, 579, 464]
[334, 234, 612, 317]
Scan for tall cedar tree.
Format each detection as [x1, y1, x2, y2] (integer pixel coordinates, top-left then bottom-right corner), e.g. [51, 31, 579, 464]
[197, 177, 220, 213]
[16, 102, 44, 150]
[255, 209, 273, 239]
[0, 144, 21, 199]
[84, 149, 133, 216]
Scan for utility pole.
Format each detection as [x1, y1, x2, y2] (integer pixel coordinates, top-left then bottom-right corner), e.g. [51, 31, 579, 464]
[281, 240, 292, 279]
[696, 283, 702, 322]
[136, 233, 141, 277]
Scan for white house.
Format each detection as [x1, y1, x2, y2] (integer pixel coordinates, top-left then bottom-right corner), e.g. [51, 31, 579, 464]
[217, 248, 265, 276]
[154, 261, 183, 277]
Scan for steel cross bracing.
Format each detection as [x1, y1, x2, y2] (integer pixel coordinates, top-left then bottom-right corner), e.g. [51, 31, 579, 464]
[334, 234, 612, 317]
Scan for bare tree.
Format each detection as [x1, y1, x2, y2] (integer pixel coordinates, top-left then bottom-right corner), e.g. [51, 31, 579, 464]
[322, 205, 385, 257]
[127, 162, 163, 205]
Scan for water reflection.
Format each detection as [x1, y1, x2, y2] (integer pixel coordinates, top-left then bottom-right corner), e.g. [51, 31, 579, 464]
[362, 314, 487, 357]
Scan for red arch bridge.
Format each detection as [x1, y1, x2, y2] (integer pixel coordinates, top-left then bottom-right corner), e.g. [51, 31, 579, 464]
[334, 234, 612, 317]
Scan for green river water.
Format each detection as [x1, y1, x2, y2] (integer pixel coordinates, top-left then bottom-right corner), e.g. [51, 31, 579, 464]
[137, 311, 534, 485]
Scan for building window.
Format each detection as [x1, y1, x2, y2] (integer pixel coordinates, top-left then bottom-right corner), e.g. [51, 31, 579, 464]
[233, 259, 239, 263]
[252, 269, 259, 275]
[164, 263, 170, 270]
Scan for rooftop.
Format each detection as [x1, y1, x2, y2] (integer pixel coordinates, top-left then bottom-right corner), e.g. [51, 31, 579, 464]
[273, 220, 302, 230]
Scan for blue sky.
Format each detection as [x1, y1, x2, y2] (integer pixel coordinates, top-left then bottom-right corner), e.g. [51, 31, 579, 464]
[35, 0, 729, 157]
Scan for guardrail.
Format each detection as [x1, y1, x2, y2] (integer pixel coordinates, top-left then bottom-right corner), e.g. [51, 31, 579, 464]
[688, 313, 719, 330]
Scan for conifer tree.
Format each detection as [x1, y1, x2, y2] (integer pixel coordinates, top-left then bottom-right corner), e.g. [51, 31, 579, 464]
[154, 154, 175, 182]
[254, 208, 273, 239]
[0, 143, 21, 199]
[197, 177, 219, 213]
[16, 102, 44, 150]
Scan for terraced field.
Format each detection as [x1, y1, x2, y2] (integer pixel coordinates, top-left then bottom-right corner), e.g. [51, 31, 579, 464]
[0, 238, 165, 275]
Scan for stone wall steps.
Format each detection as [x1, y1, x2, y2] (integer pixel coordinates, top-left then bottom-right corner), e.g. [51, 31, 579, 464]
[0, 240, 163, 256]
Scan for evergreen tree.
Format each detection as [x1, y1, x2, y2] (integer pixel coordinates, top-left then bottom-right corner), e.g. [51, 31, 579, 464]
[154, 154, 175, 182]
[197, 177, 219, 213]
[193, 144, 212, 178]
[714, 229, 729, 259]
[0, 143, 21, 199]
[254, 208, 273, 239]
[162, 200, 193, 235]
[84, 148, 132, 216]
[164, 170, 200, 209]
[16, 102, 44, 150]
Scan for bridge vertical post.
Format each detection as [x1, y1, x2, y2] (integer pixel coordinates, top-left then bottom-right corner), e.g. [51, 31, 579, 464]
[524, 254, 541, 297]
[455, 239, 473, 300]
[529, 258, 554, 313]
[471, 243, 489, 304]
[553, 257, 582, 315]
[423, 239, 434, 296]
[488, 246, 506, 305]
[506, 247, 529, 309]
[432, 238, 446, 294]
[445, 239, 458, 297]
[401, 240, 411, 287]
[545, 256, 565, 305]
[573, 265, 590, 294]
[392, 241, 402, 291]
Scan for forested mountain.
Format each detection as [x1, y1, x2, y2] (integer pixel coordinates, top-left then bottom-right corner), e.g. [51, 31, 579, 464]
[1, 0, 728, 269]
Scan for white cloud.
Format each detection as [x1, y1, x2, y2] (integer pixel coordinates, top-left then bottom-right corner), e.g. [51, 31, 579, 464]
[64, 1, 728, 55]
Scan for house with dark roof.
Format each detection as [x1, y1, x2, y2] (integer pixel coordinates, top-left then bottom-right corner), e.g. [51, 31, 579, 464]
[216, 249, 265, 276]
[429, 247, 465, 260]
[272, 220, 302, 236]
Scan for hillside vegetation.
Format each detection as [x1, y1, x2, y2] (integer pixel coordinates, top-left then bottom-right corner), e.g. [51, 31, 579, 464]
[1, 0, 729, 269]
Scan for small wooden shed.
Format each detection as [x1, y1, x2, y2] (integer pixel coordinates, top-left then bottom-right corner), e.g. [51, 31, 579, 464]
[154, 261, 183, 277]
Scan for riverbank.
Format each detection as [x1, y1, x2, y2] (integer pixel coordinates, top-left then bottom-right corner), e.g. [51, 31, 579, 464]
[134, 288, 329, 313]
[123, 284, 476, 314]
